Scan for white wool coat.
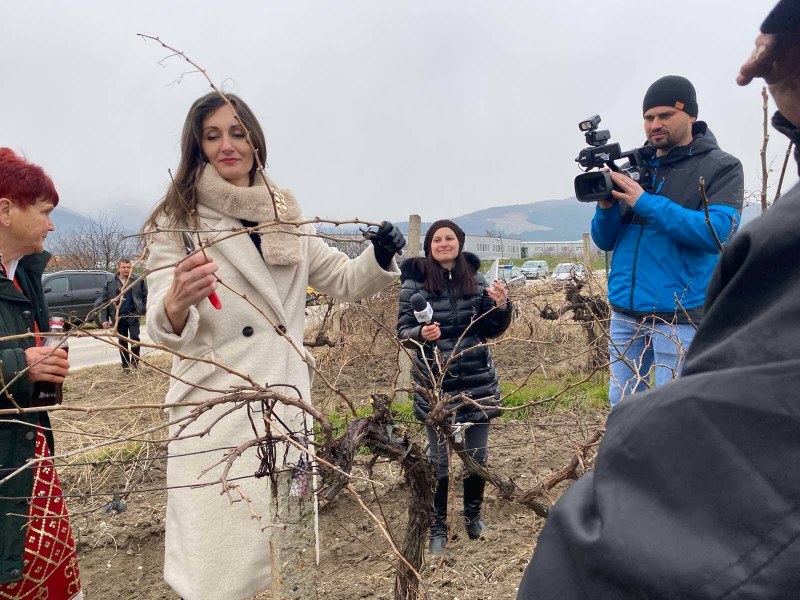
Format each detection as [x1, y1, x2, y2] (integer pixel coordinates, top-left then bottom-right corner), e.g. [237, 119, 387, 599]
[146, 203, 399, 600]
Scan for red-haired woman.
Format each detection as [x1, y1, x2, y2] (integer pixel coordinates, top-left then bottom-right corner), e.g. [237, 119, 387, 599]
[0, 148, 82, 599]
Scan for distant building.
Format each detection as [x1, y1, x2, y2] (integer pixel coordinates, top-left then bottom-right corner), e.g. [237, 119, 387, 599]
[521, 240, 599, 258]
[404, 233, 522, 260]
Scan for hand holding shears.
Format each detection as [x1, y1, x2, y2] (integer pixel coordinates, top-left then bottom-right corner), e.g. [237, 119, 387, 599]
[179, 232, 222, 310]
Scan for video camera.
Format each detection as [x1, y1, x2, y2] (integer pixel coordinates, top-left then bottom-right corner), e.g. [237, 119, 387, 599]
[574, 115, 652, 202]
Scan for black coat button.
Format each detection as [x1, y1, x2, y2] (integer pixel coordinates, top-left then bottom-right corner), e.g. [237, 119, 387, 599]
[21, 311, 32, 319]
[242, 326, 254, 337]
[10, 569, 20, 577]
[277, 324, 287, 334]
[25, 431, 35, 441]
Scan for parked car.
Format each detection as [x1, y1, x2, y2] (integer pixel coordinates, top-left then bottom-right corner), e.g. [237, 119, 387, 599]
[41, 270, 115, 326]
[496, 264, 527, 290]
[551, 262, 587, 281]
[520, 260, 549, 279]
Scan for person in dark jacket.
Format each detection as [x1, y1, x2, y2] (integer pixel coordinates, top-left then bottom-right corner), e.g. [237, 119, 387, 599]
[0, 148, 82, 597]
[101, 257, 147, 369]
[397, 219, 512, 555]
[592, 76, 744, 407]
[517, 3, 800, 597]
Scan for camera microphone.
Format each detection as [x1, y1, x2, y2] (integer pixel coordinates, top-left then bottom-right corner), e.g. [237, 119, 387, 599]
[410, 293, 434, 325]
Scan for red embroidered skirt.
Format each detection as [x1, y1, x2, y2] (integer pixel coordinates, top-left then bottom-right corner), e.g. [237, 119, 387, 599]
[0, 430, 82, 599]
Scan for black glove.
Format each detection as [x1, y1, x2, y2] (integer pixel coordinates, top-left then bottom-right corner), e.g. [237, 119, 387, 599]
[371, 221, 406, 269]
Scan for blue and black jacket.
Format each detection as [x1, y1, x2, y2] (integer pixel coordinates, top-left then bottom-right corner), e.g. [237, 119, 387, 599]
[591, 122, 744, 323]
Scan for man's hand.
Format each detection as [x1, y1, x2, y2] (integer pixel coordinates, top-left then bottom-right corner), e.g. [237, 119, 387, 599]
[738, 33, 800, 126]
[610, 172, 645, 208]
[25, 347, 69, 383]
[102, 321, 111, 329]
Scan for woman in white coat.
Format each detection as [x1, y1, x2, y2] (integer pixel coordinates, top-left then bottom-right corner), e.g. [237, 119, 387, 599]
[144, 92, 404, 600]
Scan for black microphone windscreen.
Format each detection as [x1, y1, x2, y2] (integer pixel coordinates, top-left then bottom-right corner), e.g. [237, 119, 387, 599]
[410, 293, 428, 311]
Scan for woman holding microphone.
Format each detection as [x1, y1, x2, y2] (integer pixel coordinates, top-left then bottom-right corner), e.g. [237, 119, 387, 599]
[397, 219, 512, 555]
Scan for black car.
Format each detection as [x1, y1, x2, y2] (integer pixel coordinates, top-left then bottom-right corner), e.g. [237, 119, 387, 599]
[41, 270, 115, 326]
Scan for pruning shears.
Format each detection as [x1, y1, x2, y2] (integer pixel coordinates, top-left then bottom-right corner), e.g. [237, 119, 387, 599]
[181, 231, 222, 310]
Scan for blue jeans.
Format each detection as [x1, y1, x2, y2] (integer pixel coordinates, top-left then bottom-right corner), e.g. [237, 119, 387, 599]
[608, 311, 696, 407]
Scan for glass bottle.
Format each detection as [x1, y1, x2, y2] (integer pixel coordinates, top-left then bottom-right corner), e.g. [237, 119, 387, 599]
[37, 316, 68, 405]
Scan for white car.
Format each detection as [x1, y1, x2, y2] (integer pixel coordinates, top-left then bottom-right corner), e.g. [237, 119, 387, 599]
[520, 260, 549, 279]
[551, 262, 587, 281]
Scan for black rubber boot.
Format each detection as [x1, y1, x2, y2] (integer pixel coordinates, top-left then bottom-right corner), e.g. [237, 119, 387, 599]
[463, 473, 488, 540]
[429, 477, 449, 555]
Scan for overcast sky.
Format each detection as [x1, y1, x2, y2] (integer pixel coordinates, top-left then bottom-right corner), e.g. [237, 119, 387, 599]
[1, 0, 793, 227]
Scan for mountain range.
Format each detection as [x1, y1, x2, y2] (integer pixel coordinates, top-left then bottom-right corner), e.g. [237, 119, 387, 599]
[53, 197, 764, 241]
[395, 197, 763, 241]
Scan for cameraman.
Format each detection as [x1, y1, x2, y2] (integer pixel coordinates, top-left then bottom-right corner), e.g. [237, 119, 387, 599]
[592, 76, 744, 407]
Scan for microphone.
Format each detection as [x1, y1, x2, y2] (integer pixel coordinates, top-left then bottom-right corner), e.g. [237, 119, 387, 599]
[410, 292, 433, 325]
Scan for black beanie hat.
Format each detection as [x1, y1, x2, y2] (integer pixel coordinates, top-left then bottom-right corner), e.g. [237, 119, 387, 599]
[761, 0, 800, 32]
[642, 75, 698, 118]
[423, 219, 465, 257]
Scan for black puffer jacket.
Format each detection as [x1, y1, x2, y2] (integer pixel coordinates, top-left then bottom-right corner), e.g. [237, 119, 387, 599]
[397, 252, 512, 423]
[0, 251, 53, 585]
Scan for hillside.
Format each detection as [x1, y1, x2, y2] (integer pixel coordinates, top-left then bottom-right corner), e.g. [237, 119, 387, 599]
[399, 197, 763, 240]
[53, 196, 765, 241]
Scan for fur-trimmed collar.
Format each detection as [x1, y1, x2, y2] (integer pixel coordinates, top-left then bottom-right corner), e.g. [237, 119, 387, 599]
[400, 251, 481, 282]
[196, 164, 303, 266]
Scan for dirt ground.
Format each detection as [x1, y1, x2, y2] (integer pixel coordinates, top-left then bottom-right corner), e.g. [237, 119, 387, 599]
[55, 362, 604, 600]
[53, 280, 608, 599]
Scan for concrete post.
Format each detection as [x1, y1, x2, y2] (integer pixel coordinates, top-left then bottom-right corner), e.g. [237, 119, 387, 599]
[395, 215, 421, 403]
[270, 468, 318, 599]
[582, 232, 592, 273]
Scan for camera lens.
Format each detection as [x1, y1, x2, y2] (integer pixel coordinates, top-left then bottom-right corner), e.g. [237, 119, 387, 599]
[574, 172, 613, 202]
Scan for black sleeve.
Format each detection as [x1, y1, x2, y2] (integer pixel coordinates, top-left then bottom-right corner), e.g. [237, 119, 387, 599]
[397, 285, 423, 344]
[373, 244, 395, 271]
[517, 367, 800, 599]
[704, 154, 745, 211]
[99, 280, 112, 322]
[141, 277, 148, 312]
[0, 347, 34, 406]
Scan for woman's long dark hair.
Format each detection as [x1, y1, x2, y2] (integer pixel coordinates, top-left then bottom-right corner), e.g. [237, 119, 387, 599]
[143, 92, 267, 230]
[422, 252, 478, 297]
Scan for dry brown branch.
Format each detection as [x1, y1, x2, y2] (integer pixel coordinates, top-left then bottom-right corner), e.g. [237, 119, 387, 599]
[517, 427, 604, 505]
[317, 394, 433, 600]
[428, 398, 604, 518]
[539, 279, 610, 370]
[761, 86, 771, 212]
[774, 140, 795, 204]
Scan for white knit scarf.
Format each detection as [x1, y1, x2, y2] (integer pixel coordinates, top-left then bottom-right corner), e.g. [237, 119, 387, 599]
[196, 164, 303, 266]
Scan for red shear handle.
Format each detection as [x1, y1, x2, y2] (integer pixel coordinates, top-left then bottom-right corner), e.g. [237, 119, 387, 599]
[208, 291, 222, 310]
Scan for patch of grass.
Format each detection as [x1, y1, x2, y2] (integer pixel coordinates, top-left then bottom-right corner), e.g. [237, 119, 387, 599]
[69, 441, 146, 465]
[499, 372, 608, 418]
[392, 396, 416, 422]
